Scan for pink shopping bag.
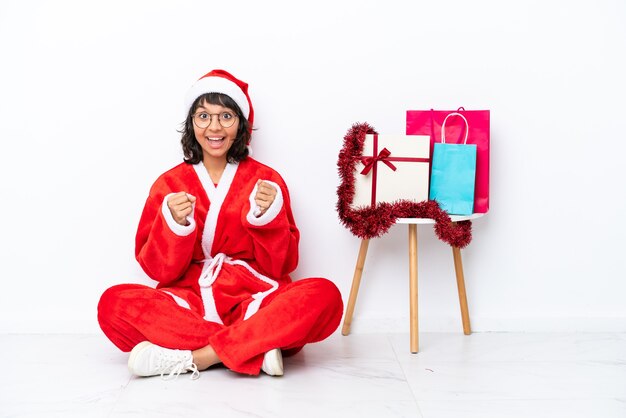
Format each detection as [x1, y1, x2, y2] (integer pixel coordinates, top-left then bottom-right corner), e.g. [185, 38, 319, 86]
[406, 108, 490, 213]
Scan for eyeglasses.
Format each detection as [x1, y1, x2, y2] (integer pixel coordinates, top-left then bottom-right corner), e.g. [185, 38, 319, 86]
[192, 111, 238, 129]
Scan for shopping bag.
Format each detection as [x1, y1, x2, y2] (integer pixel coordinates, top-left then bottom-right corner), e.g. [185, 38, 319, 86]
[429, 113, 477, 215]
[406, 108, 489, 213]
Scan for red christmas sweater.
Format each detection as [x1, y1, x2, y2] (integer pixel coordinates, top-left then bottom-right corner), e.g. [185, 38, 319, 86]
[134, 157, 300, 324]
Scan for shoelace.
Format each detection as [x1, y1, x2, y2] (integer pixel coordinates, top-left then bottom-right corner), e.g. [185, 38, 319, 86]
[155, 351, 200, 381]
[162, 362, 200, 381]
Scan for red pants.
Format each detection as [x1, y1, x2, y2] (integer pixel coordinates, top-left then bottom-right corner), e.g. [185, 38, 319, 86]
[98, 278, 343, 375]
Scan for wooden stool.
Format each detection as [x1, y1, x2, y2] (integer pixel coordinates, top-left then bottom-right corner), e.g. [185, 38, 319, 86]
[341, 214, 483, 353]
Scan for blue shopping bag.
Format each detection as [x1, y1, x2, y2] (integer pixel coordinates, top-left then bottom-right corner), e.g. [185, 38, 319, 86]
[429, 112, 477, 215]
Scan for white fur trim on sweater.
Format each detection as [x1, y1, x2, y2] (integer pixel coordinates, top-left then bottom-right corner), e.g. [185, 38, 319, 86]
[185, 77, 250, 118]
[191, 163, 238, 324]
[196, 252, 279, 323]
[201, 286, 224, 324]
[161, 193, 196, 236]
[197, 254, 227, 324]
[192, 163, 238, 257]
[230, 259, 279, 320]
[246, 180, 284, 226]
[189, 164, 282, 324]
[162, 290, 191, 310]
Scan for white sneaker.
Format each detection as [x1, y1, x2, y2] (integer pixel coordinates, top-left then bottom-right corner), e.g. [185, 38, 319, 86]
[261, 348, 283, 376]
[128, 341, 200, 380]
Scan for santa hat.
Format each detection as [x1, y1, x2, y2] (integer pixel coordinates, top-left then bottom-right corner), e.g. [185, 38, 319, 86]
[184, 69, 254, 127]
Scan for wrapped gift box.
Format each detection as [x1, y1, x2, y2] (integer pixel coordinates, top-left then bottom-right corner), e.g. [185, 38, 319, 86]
[352, 134, 430, 208]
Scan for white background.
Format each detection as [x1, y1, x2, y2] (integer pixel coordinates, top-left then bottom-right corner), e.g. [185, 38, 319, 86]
[1, 0, 624, 334]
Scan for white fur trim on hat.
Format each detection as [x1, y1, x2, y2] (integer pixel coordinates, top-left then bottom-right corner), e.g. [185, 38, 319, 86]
[184, 76, 250, 118]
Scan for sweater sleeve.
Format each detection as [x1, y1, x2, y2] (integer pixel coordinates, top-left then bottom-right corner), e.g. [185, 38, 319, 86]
[242, 177, 300, 280]
[135, 189, 198, 285]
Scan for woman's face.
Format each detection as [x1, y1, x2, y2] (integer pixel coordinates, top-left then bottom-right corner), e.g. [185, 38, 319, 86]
[192, 100, 239, 165]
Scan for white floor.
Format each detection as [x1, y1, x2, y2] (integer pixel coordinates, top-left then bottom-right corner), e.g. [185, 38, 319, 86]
[1, 332, 625, 418]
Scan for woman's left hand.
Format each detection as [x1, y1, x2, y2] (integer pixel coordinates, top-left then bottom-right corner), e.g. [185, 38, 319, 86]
[254, 180, 277, 215]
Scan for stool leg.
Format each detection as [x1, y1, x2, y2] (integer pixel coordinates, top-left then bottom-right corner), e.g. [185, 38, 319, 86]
[452, 246, 472, 335]
[408, 224, 419, 353]
[342, 239, 370, 336]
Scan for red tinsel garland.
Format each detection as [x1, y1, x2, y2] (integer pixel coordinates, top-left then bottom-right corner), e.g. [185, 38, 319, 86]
[336, 122, 472, 248]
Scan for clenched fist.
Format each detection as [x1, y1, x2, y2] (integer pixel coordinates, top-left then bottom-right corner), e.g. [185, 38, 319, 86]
[167, 192, 196, 226]
[254, 180, 277, 216]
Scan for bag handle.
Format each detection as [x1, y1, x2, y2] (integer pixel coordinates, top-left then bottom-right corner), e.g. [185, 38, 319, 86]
[441, 112, 469, 144]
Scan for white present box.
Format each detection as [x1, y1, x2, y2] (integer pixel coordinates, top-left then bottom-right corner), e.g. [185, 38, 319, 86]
[352, 134, 430, 208]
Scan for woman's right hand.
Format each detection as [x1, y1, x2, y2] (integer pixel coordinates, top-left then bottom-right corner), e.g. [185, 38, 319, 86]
[167, 192, 196, 226]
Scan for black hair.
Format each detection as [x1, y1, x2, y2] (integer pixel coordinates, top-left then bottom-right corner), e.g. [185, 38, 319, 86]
[180, 92, 251, 164]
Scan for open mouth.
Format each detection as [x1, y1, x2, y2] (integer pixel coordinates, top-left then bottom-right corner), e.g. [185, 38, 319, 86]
[206, 137, 226, 148]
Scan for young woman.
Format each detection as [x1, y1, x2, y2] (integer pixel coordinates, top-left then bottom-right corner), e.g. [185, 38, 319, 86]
[98, 69, 343, 379]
